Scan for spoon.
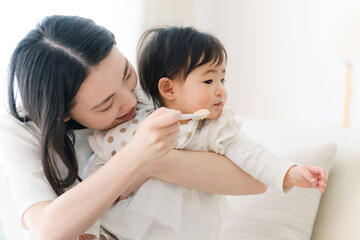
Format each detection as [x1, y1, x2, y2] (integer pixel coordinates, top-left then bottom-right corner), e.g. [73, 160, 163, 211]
[180, 109, 210, 120]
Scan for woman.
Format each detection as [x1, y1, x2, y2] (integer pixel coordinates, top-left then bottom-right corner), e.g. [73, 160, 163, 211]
[0, 15, 266, 240]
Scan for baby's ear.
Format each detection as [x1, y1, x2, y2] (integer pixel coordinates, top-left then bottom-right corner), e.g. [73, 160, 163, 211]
[158, 77, 176, 101]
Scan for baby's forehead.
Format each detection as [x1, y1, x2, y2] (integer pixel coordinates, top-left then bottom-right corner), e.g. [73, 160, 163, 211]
[181, 61, 226, 80]
[192, 60, 226, 72]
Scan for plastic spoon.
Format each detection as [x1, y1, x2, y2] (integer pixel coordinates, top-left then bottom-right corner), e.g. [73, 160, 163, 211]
[180, 109, 210, 120]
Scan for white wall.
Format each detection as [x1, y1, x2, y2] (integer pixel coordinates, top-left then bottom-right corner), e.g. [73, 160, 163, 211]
[3, 0, 359, 127]
[136, 0, 359, 127]
[192, 0, 351, 127]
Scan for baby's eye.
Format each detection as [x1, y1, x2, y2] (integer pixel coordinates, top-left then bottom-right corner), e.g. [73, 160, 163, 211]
[221, 79, 226, 83]
[203, 79, 213, 84]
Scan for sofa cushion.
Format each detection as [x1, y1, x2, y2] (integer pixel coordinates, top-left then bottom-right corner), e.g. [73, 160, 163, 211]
[218, 142, 336, 240]
[218, 116, 360, 240]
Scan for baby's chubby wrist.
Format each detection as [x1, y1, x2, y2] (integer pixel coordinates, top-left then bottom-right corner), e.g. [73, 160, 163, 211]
[283, 165, 297, 188]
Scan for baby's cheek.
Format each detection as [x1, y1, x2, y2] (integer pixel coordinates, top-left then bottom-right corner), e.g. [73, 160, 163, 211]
[208, 111, 222, 119]
[197, 96, 213, 107]
[223, 92, 228, 103]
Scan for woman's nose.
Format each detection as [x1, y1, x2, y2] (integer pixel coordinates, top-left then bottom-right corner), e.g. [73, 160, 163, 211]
[119, 89, 137, 110]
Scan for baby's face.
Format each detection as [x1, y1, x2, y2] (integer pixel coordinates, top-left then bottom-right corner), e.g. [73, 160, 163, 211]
[172, 61, 227, 119]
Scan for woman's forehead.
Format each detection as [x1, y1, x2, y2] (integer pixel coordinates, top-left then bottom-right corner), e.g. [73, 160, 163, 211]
[74, 47, 127, 108]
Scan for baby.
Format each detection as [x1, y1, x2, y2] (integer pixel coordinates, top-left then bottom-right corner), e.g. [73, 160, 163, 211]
[82, 26, 327, 240]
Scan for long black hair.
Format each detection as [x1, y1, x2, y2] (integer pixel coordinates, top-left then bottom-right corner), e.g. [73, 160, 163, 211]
[7, 15, 116, 195]
[137, 26, 227, 107]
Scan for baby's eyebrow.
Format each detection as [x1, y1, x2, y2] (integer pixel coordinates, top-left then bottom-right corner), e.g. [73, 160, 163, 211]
[201, 68, 226, 75]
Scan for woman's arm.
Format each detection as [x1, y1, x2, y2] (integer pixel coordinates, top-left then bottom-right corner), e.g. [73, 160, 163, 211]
[150, 149, 268, 195]
[24, 145, 149, 240]
[24, 108, 181, 240]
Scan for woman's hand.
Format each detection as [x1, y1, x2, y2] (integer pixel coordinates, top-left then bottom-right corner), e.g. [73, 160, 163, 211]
[113, 108, 181, 201]
[127, 107, 181, 163]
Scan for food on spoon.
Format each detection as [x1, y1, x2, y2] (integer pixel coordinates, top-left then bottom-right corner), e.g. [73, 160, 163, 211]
[192, 109, 210, 120]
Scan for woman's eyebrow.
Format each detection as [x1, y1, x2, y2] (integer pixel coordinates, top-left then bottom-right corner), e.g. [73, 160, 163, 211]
[91, 93, 115, 110]
[91, 58, 129, 111]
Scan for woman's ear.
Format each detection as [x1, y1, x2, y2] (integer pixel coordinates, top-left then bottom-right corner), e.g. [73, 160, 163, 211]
[158, 77, 176, 101]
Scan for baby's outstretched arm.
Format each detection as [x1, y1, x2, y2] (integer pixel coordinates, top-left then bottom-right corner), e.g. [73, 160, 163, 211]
[284, 165, 328, 194]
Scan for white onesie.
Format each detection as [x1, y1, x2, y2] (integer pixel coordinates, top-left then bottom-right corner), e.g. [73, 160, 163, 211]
[83, 107, 295, 240]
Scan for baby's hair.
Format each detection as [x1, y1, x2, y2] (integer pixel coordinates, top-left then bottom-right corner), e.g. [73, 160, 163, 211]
[137, 26, 227, 107]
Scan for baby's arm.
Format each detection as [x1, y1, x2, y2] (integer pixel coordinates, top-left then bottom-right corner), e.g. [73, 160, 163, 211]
[224, 132, 327, 193]
[283, 165, 327, 194]
[224, 132, 295, 192]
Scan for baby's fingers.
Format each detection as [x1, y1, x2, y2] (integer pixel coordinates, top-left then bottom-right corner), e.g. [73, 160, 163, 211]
[317, 171, 328, 194]
[301, 167, 318, 187]
[317, 180, 327, 194]
[309, 166, 328, 194]
[316, 174, 327, 194]
[77, 234, 96, 240]
[310, 167, 328, 183]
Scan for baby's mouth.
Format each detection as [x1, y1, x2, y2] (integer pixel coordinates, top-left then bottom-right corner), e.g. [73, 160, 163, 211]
[214, 101, 223, 107]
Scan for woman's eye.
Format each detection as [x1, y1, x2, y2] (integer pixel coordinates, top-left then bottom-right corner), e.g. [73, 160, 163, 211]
[204, 79, 213, 84]
[101, 103, 113, 112]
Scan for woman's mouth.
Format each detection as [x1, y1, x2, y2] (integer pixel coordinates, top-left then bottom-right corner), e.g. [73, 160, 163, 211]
[116, 107, 136, 121]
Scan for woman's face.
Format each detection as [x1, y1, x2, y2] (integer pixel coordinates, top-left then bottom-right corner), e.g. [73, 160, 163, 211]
[70, 47, 138, 131]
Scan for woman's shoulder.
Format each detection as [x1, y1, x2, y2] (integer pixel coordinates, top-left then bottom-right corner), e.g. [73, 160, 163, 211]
[0, 113, 40, 144]
[0, 113, 93, 166]
[0, 114, 41, 168]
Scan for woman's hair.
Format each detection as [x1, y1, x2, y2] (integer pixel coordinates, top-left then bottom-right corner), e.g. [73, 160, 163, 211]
[7, 15, 116, 195]
[137, 26, 227, 107]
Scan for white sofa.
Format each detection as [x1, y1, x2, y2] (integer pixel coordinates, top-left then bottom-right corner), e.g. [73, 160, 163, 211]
[218, 116, 360, 240]
[1, 116, 360, 239]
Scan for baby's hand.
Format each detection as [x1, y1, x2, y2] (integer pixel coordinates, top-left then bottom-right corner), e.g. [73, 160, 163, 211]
[285, 165, 328, 194]
[77, 234, 96, 240]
